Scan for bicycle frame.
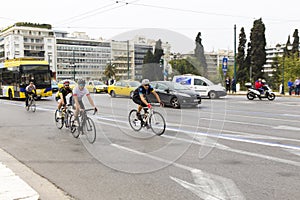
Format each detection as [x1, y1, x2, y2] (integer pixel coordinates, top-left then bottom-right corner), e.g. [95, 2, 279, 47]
[27, 94, 36, 112]
[128, 103, 166, 135]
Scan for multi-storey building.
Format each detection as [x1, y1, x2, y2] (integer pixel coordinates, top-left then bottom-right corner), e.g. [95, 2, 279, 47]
[55, 31, 111, 81]
[110, 40, 134, 80]
[0, 22, 172, 82]
[0, 22, 55, 71]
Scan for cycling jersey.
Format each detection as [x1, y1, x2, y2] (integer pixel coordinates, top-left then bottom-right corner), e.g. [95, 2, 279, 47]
[72, 86, 90, 102]
[133, 85, 154, 99]
[25, 85, 36, 93]
[55, 87, 72, 103]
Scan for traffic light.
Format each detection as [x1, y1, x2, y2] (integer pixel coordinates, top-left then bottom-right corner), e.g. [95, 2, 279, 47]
[159, 58, 164, 67]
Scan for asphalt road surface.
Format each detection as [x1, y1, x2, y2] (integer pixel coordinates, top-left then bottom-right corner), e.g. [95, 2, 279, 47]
[0, 94, 300, 200]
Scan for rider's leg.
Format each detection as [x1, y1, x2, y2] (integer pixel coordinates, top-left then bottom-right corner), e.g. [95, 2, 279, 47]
[25, 93, 29, 107]
[57, 99, 63, 110]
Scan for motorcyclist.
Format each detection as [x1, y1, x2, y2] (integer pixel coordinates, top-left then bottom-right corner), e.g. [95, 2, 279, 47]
[255, 78, 264, 94]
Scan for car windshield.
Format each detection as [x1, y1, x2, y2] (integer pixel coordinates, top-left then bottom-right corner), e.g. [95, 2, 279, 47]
[128, 81, 140, 87]
[94, 81, 104, 85]
[164, 82, 189, 90]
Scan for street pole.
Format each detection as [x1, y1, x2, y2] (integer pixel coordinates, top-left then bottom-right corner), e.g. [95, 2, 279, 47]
[281, 56, 285, 95]
[73, 50, 75, 81]
[234, 24, 237, 86]
[127, 40, 130, 79]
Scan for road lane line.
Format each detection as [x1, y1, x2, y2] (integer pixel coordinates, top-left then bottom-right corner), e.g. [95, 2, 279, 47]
[112, 143, 245, 200]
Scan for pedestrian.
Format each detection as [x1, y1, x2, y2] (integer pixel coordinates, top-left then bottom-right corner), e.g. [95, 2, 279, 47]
[231, 78, 236, 94]
[294, 77, 300, 95]
[225, 77, 231, 92]
[287, 78, 294, 95]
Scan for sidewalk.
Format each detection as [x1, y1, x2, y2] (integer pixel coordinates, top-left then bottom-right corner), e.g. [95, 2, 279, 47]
[0, 148, 73, 200]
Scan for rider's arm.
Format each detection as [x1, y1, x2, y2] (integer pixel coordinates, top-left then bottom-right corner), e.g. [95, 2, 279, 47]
[73, 95, 80, 110]
[139, 94, 149, 106]
[152, 90, 161, 104]
[59, 93, 65, 105]
[86, 94, 96, 108]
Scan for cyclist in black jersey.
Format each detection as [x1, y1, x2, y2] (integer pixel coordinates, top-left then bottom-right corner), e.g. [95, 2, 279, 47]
[132, 79, 163, 120]
[55, 80, 72, 111]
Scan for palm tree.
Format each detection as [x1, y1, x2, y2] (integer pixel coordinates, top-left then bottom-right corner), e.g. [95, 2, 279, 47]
[104, 63, 116, 79]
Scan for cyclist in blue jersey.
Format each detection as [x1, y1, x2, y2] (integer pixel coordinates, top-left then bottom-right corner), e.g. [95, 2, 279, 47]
[132, 79, 163, 120]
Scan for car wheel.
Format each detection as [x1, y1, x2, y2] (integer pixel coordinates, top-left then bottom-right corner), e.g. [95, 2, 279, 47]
[170, 97, 180, 108]
[209, 91, 218, 99]
[110, 90, 116, 97]
[93, 88, 97, 93]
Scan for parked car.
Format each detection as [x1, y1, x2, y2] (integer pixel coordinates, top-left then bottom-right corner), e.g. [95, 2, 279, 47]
[147, 81, 201, 109]
[86, 80, 108, 93]
[108, 80, 140, 98]
[57, 80, 77, 89]
[173, 74, 226, 99]
[51, 80, 59, 92]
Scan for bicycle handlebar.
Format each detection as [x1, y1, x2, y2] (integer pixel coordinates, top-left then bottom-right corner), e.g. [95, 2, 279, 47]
[82, 108, 97, 115]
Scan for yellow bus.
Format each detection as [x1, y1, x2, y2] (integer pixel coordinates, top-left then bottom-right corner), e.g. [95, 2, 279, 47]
[0, 58, 52, 99]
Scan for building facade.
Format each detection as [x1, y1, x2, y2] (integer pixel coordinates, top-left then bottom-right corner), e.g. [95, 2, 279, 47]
[0, 23, 55, 71]
[55, 31, 111, 81]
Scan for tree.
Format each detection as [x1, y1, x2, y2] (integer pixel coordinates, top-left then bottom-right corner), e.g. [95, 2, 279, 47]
[249, 18, 267, 81]
[170, 58, 199, 75]
[291, 29, 299, 58]
[142, 40, 164, 81]
[104, 62, 116, 79]
[236, 27, 248, 87]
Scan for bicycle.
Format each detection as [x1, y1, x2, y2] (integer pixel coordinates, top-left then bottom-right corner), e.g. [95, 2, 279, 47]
[54, 104, 74, 131]
[128, 103, 166, 135]
[70, 108, 97, 144]
[26, 94, 36, 112]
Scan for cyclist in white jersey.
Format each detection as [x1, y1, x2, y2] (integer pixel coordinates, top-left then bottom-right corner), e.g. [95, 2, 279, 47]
[72, 79, 97, 119]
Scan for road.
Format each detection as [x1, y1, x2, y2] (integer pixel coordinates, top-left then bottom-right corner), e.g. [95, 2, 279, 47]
[0, 94, 300, 200]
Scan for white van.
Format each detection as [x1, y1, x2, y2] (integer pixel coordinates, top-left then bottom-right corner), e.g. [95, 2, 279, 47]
[172, 74, 227, 99]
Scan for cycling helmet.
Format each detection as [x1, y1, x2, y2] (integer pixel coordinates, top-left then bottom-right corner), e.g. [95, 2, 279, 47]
[63, 80, 70, 86]
[77, 79, 86, 86]
[141, 79, 150, 85]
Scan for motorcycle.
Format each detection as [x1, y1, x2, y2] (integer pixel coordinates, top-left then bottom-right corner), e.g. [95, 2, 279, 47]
[246, 84, 276, 101]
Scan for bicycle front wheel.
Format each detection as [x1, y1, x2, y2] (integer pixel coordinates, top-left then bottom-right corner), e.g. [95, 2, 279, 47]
[150, 111, 166, 135]
[70, 115, 80, 138]
[30, 100, 36, 112]
[82, 117, 96, 144]
[55, 110, 64, 129]
[128, 109, 142, 131]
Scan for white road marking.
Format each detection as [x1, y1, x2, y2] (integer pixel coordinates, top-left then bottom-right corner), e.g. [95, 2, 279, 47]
[286, 149, 300, 157]
[171, 169, 245, 200]
[273, 125, 300, 131]
[112, 143, 245, 199]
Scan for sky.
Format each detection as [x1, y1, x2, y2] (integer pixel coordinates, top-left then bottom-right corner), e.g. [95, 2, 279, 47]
[1, 0, 299, 53]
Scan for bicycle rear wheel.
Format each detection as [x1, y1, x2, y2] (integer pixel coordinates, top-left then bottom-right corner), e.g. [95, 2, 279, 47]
[55, 109, 64, 129]
[82, 117, 96, 144]
[128, 109, 142, 131]
[70, 115, 80, 137]
[30, 99, 36, 112]
[150, 111, 166, 135]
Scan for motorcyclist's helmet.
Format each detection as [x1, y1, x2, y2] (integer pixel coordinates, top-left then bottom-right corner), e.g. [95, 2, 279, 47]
[262, 79, 266, 84]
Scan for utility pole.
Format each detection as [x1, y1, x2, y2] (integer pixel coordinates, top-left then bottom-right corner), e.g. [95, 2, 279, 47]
[127, 40, 130, 79]
[72, 50, 75, 81]
[234, 24, 237, 86]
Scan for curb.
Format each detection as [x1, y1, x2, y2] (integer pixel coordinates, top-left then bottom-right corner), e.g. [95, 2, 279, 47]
[0, 148, 73, 200]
